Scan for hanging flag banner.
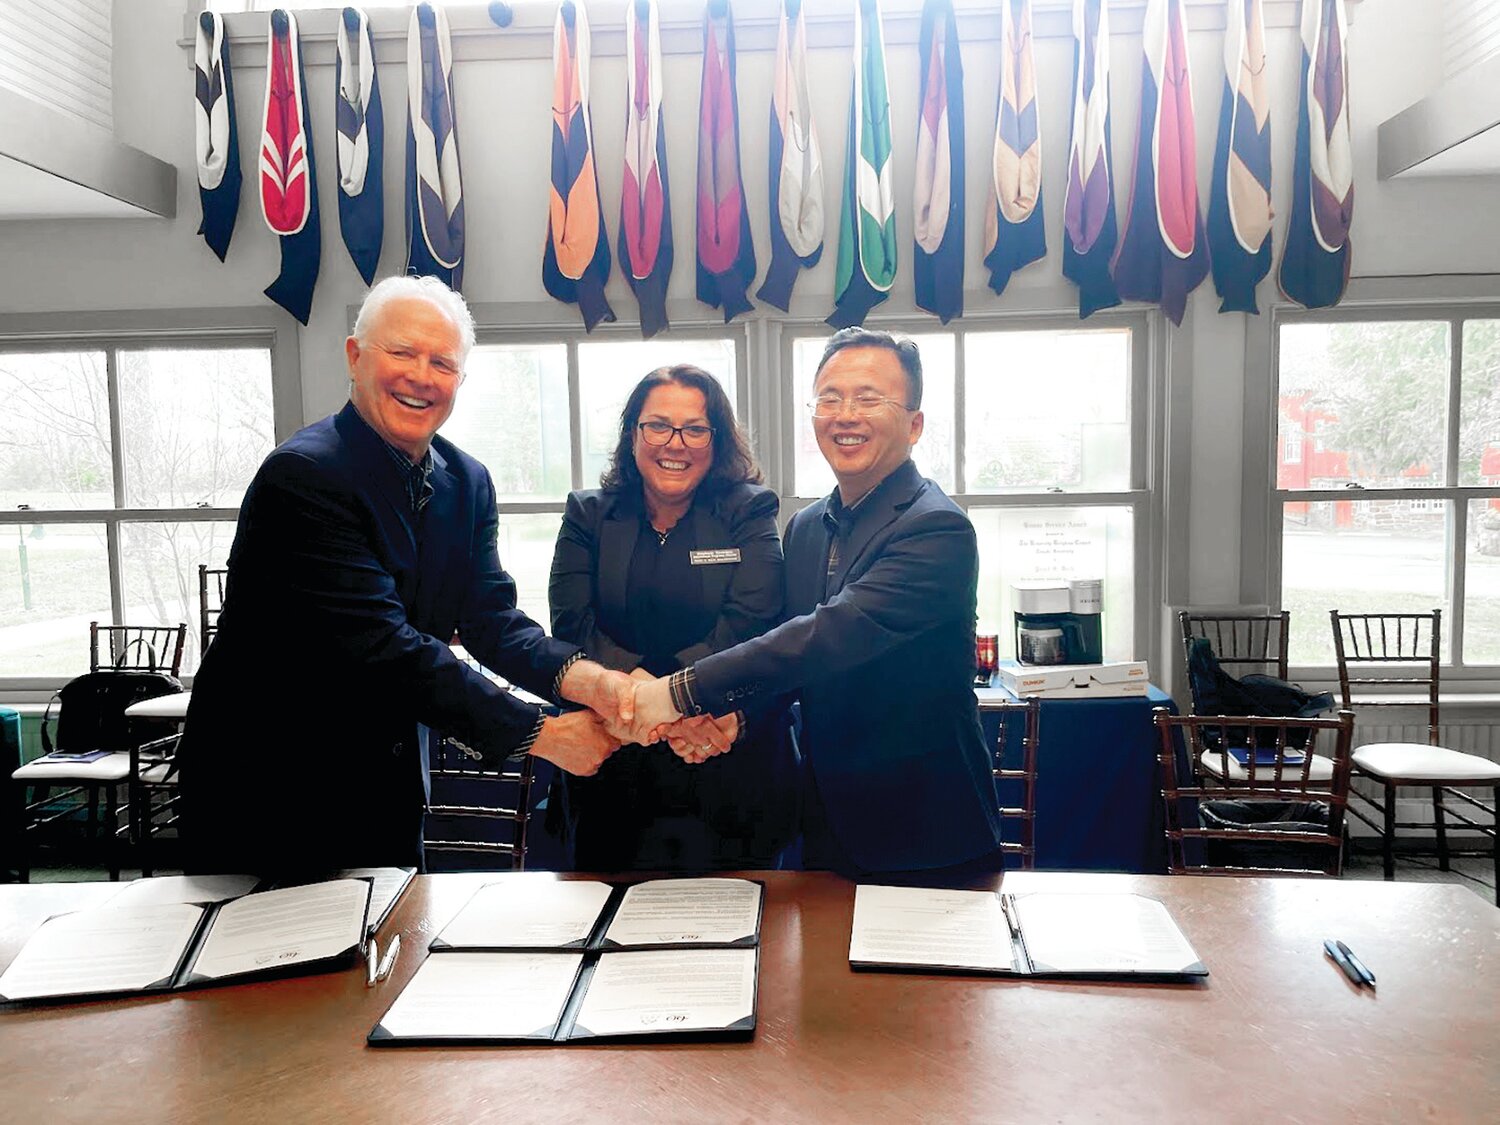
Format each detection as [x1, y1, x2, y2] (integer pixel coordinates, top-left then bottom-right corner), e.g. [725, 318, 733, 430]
[1279, 0, 1353, 309]
[696, 0, 757, 322]
[620, 0, 673, 338]
[405, 2, 465, 290]
[1062, 0, 1120, 318]
[336, 6, 383, 286]
[195, 10, 241, 263]
[912, 0, 964, 324]
[757, 0, 823, 312]
[983, 0, 1045, 298]
[1208, 0, 1272, 314]
[1111, 0, 1208, 327]
[260, 9, 321, 325]
[829, 0, 896, 329]
[544, 0, 616, 331]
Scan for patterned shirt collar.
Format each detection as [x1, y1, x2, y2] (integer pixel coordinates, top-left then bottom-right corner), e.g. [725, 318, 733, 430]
[351, 406, 435, 513]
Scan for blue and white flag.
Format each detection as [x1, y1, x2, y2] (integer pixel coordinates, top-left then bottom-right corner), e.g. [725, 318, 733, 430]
[260, 9, 321, 325]
[1208, 0, 1272, 314]
[829, 0, 896, 329]
[913, 0, 964, 324]
[1279, 0, 1353, 309]
[195, 10, 241, 263]
[1062, 0, 1120, 317]
[983, 0, 1045, 298]
[1111, 0, 1208, 327]
[757, 0, 823, 312]
[405, 3, 465, 290]
[336, 7, 383, 286]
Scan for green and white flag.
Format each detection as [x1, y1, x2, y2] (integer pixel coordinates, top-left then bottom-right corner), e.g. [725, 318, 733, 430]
[828, 0, 896, 328]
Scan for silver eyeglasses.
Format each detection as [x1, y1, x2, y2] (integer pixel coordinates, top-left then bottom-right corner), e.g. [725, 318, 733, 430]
[638, 421, 715, 448]
[808, 393, 915, 418]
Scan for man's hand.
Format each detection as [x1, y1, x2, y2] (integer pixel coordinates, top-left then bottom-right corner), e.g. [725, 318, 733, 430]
[663, 712, 738, 765]
[527, 710, 620, 777]
[630, 674, 682, 744]
[557, 658, 637, 741]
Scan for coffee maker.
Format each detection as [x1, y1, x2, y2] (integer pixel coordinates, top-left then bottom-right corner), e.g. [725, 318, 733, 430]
[1012, 580, 1105, 665]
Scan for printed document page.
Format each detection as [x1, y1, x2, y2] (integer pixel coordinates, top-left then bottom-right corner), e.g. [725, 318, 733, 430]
[105, 874, 260, 908]
[376, 952, 582, 1040]
[849, 885, 1016, 972]
[0, 902, 205, 1001]
[603, 878, 761, 947]
[572, 948, 756, 1037]
[436, 880, 613, 949]
[1013, 893, 1202, 975]
[335, 867, 414, 932]
[188, 879, 368, 982]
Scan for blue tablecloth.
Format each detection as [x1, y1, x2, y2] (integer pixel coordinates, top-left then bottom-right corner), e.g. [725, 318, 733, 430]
[984, 686, 1176, 874]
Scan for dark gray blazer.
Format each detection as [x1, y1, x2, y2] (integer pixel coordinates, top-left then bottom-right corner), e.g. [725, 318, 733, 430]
[690, 460, 1003, 872]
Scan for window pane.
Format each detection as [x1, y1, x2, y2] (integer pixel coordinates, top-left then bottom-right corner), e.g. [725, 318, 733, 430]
[1282, 500, 1450, 665]
[0, 522, 111, 677]
[497, 513, 564, 634]
[964, 328, 1131, 492]
[970, 506, 1135, 661]
[0, 351, 112, 510]
[1464, 498, 1500, 664]
[792, 334, 955, 498]
[1278, 321, 1448, 489]
[120, 521, 237, 674]
[118, 348, 275, 509]
[578, 339, 738, 491]
[443, 345, 569, 502]
[1459, 319, 1500, 486]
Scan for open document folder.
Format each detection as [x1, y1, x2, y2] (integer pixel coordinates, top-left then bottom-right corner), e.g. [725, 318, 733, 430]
[0, 879, 374, 1004]
[849, 885, 1208, 979]
[369, 877, 763, 1046]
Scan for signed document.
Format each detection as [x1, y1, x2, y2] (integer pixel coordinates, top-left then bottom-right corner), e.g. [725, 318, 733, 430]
[433, 880, 614, 950]
[849, 885, 1206, 979]
[603, 878, 763, 948]
[187, 879, 370, 983]
[571, 949, 758, 1038]
[373, 952, 584, 1041]
[0, 902, 206, 1002]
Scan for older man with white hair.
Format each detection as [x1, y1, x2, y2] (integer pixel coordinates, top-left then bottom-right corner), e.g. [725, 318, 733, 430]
[179, 276, 629, 877]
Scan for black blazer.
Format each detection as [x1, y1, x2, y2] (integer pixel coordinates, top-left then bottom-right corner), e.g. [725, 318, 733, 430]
[690, 461, 1003, 872]
[179, 403, 578, 875]
[549, 481, 797, 862]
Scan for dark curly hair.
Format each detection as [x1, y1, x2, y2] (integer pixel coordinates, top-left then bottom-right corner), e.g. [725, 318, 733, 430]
[599, 365, 763, 493]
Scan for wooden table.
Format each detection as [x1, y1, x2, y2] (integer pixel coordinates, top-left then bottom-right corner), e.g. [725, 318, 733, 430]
[1, 871, 1496, 1123]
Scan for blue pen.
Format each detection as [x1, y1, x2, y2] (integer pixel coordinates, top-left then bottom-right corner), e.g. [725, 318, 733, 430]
[1336, 940, 1376, 988]
[1324, 939, 1374, 989]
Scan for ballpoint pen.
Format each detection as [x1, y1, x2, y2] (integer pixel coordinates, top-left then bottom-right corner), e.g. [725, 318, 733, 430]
[365, 937, 380, 988]
[375, 934, 402, 983]
[1336, 940, 1376, 988]
[1324, 938, 1375, 989]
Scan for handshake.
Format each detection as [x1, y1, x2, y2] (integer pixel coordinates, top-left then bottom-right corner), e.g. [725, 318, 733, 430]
[533, 660, 739, 777]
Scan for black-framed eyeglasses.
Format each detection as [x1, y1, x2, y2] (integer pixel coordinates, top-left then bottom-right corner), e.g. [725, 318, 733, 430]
[638, 421, 715, 448]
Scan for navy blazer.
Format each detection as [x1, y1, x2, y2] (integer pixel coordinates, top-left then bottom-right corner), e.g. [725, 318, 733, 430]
[549, 482, 798, 865]
[690, 461, 1002, 873]
[179, 403, 578, 875]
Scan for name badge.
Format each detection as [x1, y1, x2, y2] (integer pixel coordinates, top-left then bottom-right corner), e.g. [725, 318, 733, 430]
[690, 548, 742, 566]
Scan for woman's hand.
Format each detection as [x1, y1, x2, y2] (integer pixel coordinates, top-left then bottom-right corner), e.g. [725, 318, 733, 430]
[663, 712, 738, 764]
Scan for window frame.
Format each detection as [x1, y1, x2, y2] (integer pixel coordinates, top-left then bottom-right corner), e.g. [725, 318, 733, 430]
[1246, 289, 1500, 680]
[0, 307, 302, 693]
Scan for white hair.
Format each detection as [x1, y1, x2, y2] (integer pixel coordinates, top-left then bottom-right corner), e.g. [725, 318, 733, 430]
[352, 275, 476, 361]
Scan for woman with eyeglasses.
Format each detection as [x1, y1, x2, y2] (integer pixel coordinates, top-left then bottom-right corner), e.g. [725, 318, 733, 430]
[548, 364, 797, 871]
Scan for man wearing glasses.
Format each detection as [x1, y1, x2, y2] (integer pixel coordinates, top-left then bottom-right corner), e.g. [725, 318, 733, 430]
[179, 275, 631, 877]
[633, 328, 1003, 881]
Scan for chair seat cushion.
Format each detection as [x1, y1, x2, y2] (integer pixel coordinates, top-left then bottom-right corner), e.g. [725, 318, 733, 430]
[1200, 750, 1335, 784]
[1352, 743, 1500, 783]
[140, 761, 176, 784]
[14, 752, 133, 782]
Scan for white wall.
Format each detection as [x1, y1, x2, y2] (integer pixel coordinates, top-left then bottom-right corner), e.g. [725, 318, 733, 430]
[0, 0, 1495, 645]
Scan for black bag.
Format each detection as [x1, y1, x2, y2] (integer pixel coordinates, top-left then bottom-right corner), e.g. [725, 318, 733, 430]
[41, 669, 183, 757]
[1185, 637, 1333, 747]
